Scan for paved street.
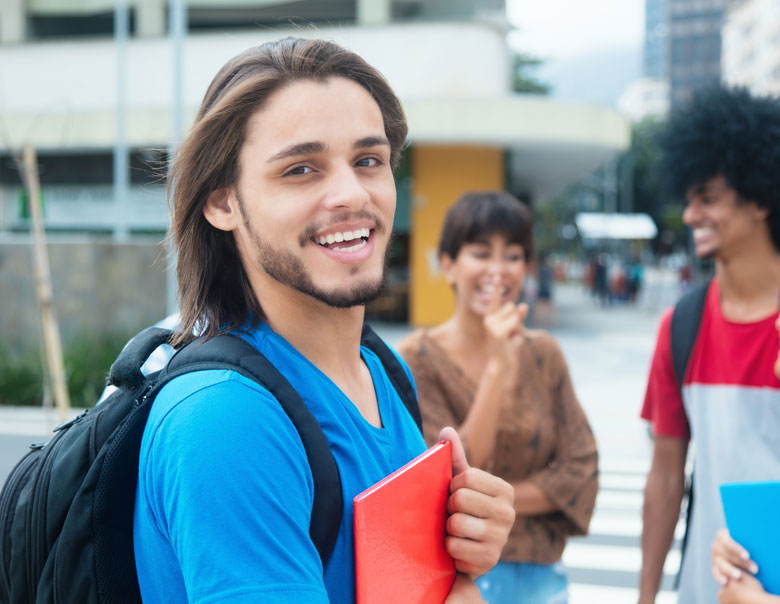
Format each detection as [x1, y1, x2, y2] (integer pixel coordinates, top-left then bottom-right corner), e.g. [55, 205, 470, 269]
[0, 268, 687, 603]
[545, 274, 682, 604]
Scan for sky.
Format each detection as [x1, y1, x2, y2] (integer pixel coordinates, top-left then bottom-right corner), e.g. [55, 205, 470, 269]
[506, 0, 646, 107]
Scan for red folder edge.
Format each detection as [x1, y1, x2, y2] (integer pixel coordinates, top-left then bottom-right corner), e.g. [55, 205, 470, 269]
[353, 441, 456, 604]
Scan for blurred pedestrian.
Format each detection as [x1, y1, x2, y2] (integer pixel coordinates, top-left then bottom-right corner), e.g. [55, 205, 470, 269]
[638, 86, 780, 604]
[534, 253, 557, 328]
[593, 253, 610, 306]
[397, 191, 598, 604]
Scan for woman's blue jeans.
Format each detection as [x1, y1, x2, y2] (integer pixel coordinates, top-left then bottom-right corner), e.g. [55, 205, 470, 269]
[476, 560, 569, 604]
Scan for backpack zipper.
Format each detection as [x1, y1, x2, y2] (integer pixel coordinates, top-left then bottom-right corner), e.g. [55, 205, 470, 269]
[27, 428, 70, 601]
[0, 448, 40, 600]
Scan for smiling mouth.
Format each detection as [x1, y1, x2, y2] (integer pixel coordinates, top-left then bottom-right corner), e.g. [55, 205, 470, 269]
[477, 283, 509, 297]
[315, 227, 371, 252]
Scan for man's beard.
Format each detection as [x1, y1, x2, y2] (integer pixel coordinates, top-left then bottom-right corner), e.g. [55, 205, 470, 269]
[236, 192, 391, 308]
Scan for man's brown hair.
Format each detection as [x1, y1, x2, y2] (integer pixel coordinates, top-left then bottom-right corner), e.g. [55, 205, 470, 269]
[169, 37, 408, 346]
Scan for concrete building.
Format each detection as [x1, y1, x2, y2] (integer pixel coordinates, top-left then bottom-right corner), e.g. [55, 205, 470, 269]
[644, 0, 669, 81]
[0, 0, 628, 332]
[722, 0, 780, 96]
[668, 0, 727, 109]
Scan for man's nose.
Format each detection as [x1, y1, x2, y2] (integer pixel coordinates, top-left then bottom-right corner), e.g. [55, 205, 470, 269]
[682, 200, 699, 225]
[323, 163, 370, 211]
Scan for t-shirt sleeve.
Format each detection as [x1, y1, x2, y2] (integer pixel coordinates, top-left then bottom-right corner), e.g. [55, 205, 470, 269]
[139, 373, 330, 604]
[641, 308, 691, 440]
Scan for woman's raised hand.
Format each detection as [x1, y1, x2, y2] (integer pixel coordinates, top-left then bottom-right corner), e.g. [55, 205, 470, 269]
[484, 273, 528, 370]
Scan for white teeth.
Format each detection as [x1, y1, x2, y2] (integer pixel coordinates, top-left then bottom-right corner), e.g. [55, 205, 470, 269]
[331, 240, 367, 253]
[480, 284, 508, 295]
[317, 228, 371, 246]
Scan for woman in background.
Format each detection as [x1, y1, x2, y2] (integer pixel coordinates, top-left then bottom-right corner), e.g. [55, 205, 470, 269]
[397, 191, 598, 604]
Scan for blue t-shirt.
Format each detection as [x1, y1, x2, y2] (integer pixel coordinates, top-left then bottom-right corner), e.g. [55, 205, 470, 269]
[133, 322, 426, 603]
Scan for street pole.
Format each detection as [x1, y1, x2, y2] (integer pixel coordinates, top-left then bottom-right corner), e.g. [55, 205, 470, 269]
[166, 0, 186, 317]
[113, 0, 130, 242]
[22, 145, 71, 421]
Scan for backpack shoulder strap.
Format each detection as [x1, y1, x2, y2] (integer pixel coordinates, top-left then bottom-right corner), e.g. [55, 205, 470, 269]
[164, 334, 342, 567]
[109, 326, 174, 390]
[361, 324, 423, 433]
[670, 278, 711, 391]
[668, 277, 710, 588]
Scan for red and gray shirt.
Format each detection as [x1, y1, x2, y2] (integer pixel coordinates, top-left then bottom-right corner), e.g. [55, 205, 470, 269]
[641, 277, 780, 604]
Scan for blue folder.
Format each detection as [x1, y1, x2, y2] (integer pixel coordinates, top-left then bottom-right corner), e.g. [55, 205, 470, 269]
[720, 481, 780, 595]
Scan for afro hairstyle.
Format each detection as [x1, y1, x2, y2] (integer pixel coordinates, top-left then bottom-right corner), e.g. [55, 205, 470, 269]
[659, 85, 780, 250]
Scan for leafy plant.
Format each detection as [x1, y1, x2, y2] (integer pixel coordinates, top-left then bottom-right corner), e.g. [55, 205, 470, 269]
[0, 330, 136, 407]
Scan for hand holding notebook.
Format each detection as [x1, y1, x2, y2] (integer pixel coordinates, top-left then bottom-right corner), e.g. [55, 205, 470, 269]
[720, 481, 780, 595]
[353, 441, 456, 604]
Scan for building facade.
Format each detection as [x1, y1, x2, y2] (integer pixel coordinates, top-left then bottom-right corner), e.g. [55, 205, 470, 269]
[722, 0, 780, 96]
[668, 0, 727, 109]
[644, 0, 669, 80]
[1, 0, 628, 332]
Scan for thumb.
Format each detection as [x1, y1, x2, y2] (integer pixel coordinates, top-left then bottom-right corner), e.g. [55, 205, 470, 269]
[438, 426, 470, 476]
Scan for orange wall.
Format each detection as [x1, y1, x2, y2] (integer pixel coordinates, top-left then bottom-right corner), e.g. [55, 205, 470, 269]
[410, 145, 505, 326]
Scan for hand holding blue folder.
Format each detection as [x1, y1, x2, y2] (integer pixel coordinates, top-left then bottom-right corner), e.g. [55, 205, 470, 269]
[720, 481, 780, 595]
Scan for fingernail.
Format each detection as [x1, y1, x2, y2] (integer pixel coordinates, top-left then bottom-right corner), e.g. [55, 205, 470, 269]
[732, 569, 741, 580]
[741, 550, 750, 560]
[750, 562, 758, 574]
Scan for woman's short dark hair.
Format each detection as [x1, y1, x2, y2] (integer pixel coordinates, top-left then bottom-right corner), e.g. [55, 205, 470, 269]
[659, 85, 780, 250]
[438, 191, 534, 261]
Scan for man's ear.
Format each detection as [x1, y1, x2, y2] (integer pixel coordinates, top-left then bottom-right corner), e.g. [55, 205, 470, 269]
[203, 187, 241, 232]
[749, 202, 770, 222]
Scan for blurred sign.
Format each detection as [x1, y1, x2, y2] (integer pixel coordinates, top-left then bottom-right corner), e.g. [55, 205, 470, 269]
[575, 212, 658, 240]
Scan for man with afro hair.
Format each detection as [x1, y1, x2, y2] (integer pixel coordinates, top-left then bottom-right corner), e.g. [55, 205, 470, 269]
[638, 86, 780, 604]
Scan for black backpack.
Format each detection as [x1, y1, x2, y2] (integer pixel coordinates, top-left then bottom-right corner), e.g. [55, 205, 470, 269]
[0, 323, 422, 604]
[668, 278, 711, 585]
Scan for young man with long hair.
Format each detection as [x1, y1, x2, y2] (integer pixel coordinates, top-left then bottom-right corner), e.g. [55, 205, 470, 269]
[132, 38, 515, 604]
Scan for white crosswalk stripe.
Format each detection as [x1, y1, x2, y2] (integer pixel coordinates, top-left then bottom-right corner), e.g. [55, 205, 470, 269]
[564, 457, 683, 604]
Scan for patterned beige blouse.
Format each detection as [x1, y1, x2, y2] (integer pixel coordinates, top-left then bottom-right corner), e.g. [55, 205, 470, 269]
[397, 328, 599, 564]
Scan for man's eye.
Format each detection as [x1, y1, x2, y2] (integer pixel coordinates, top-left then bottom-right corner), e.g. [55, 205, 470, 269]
[285, 165, 313, 176]
[356, 157, 381, 168]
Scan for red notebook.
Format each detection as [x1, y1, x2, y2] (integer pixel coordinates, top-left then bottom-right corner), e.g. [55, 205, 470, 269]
[353, 441, 456, 604]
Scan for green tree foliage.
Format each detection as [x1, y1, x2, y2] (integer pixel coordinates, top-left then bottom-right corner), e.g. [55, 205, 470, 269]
[0, 330, 135, 406]
[622, 117, 687, 252]
[512, 52, 551, 95]
[627, 118, 664, 221]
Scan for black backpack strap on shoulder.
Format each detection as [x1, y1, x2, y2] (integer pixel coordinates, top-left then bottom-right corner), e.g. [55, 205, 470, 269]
[361, 324, 423, 433]
[109, 327, 174, 390]
[165, 334, 342, 567]
[670, 279, 711, 391]
[668, 277, 710, 589]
